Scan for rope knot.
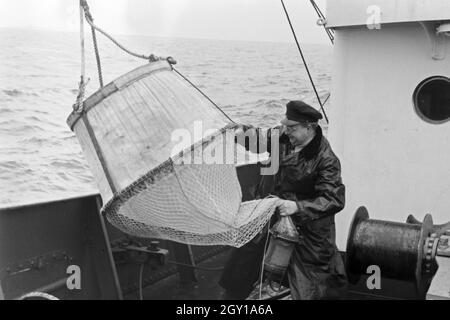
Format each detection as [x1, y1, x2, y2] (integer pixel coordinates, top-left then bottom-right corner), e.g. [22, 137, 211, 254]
[73, 76, 90, 113]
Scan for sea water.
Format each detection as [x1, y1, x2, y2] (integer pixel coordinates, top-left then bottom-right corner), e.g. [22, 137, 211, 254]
[0, 28, 332, 207]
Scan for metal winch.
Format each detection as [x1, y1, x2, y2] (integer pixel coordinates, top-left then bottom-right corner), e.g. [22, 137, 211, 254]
[346, 207, 440, 296]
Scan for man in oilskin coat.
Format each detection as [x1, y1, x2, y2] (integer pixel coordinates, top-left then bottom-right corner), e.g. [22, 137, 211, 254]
[219, 100, 348, 300]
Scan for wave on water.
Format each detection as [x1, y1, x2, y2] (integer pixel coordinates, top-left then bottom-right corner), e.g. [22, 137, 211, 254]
[2, 89, 39, 97]
[0, 28, 332, 207]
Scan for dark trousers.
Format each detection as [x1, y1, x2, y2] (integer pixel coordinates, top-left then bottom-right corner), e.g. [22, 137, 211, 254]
[219, 233, 347, 300]
[219, 234, 267, 299]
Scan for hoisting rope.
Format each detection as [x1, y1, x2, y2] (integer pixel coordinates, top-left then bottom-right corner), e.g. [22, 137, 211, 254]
[309, 0, 334, 44]
[75, 0, 234, 124]
[280, 0, 328, 124]
[172, 68, 235, 123]
[74, 0, 117, 195]
[17, 292, 59, 301]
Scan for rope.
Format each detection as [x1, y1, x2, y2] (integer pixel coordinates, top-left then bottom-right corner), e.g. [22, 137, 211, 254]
[258, 223, 271, 300]
[80, 0, 175, 64]
[91, 26, 104, 88]
[73, 1, 116, 195]
[139, 263, 145, 300]
[79, 2, 86, 86]
[79, 0, 104, 87]
[279, 0, 329, 124]
[171, 161, 238, 230]
[86, 15, 149, 61]
[173, 68, 235, 123]
[322, 92, 331, 106]
[309, 0, 334, 44]
[166, 260, 224, 271]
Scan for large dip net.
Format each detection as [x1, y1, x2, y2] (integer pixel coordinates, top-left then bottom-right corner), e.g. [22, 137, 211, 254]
[68, 60, 278, 247]
[103, 126, 279, 247]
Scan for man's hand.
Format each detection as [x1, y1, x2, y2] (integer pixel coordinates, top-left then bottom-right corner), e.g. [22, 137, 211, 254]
[277, 200, 298, 216]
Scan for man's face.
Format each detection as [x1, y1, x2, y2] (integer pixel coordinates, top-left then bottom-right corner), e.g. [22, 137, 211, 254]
[284, 122, 311, 146]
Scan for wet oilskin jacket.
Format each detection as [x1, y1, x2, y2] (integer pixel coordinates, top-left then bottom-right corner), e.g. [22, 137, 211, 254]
[219, 125, 348, 300]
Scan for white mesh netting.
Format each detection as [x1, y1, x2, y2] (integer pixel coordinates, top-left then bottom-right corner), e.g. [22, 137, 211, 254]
[103, 129, 278, 248]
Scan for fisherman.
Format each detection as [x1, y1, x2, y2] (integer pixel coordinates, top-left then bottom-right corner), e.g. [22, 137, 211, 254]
[219, 100, 348, 300]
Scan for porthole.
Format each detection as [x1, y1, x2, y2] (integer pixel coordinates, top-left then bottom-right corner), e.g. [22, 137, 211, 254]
[413, 76, 450, 124]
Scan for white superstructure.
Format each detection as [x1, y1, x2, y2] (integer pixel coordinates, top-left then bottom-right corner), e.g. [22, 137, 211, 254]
[326, 0, 450, 249]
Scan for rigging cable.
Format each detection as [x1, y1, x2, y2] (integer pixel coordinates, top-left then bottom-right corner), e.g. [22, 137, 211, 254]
[309, 0, 334, 44]
[79, 2, 86, 90]
[81, 0, 153, 61]
[139, 263, 145, 301]
[76, 0, 117, 194]
[280, 0, 329, 124]
[73, 1, 89, 113]
[322, 92, 331, 106]
[77, 0, 234, 123]
[91, 26, 104, 87]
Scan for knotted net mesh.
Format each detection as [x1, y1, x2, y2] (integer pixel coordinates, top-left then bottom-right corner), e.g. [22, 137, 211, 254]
[103, 128, 278, 247]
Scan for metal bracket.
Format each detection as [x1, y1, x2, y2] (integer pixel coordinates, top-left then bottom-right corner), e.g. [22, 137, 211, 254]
[0, 250, 71, 281]
[420, 22, 447, 60]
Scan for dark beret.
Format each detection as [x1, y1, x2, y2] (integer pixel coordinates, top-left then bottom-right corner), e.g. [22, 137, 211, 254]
[285, 101, 322, 123]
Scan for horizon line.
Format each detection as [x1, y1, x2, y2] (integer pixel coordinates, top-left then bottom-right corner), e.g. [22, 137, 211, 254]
[0, 26, 332, 47]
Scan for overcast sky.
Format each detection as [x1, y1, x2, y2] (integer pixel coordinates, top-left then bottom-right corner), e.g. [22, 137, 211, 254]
[0, 0, 329, 44]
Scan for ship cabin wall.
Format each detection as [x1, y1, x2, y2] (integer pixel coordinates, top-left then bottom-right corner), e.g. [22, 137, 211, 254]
[326, 0, 450, 28]
[328, 22, 450, 249]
